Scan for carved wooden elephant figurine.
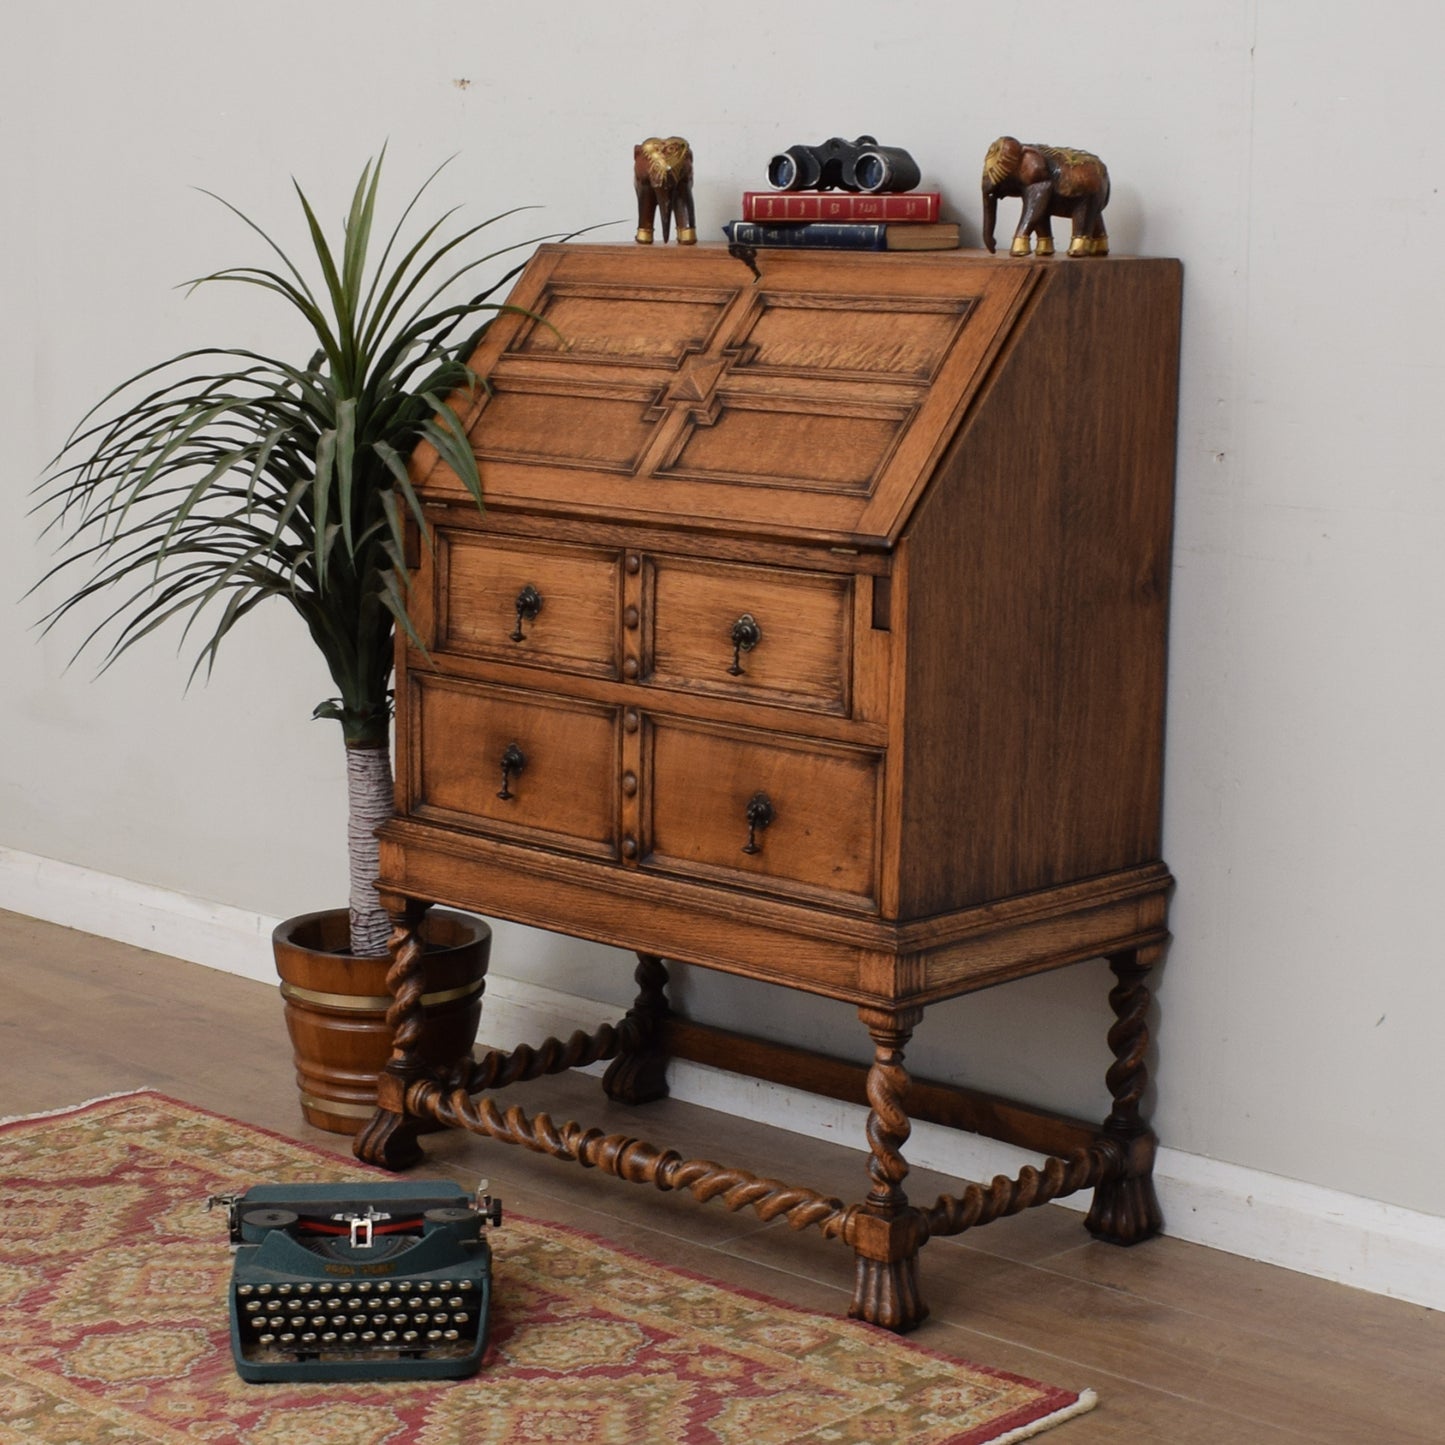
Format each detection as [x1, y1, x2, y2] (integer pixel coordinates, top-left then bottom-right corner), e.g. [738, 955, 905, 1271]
[982, 137, 1110, 257]
[634, 137, 696, 245]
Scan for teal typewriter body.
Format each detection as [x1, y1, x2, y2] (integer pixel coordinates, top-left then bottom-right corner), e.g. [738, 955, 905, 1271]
[214, 1180, 499, 1383]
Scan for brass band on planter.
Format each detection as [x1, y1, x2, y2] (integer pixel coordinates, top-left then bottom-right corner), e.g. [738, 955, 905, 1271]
[297, 1094, 377, 1119]
[279, 978, 486, 1012]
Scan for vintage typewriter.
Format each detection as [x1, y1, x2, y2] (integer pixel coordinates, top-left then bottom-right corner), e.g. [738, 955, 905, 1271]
[209, 1179, 501, 1382]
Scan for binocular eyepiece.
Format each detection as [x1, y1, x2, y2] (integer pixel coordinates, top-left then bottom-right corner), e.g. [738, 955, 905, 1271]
[766, 135, 921, 194]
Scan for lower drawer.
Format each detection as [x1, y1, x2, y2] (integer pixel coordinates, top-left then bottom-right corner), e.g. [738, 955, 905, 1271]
[408, 677, 619, 859]
[641, 715, 882, 909]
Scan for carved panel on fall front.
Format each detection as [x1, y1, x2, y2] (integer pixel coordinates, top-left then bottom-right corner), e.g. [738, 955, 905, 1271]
[438, 531, 620, 678]
[732, 292, 974, 384]
[409, 676, 619, 859]
[646, 555, 853, 715]
[642, 714, 882, 909]
[468, 381, 661, 473]
[504, 283, 739, 366]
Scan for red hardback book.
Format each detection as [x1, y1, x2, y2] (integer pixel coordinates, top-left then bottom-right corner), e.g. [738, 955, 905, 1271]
[742, 191, 942, 223]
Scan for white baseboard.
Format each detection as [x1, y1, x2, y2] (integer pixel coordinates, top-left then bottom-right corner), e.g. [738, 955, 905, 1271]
[4, 845, 1443, 1311]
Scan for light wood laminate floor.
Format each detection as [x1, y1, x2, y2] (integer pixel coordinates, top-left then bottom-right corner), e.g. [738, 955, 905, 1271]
[2, 909, 1441, 1442]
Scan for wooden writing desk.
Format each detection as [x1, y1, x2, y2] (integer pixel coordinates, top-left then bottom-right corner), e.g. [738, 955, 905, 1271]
[355, 243, 1181, 1330]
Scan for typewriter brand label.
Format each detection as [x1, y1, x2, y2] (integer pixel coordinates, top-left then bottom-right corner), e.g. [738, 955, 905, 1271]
[322, 1262, 398, 1277]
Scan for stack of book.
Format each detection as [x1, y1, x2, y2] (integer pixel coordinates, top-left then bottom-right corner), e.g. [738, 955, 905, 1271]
[722, 191, 959, 252]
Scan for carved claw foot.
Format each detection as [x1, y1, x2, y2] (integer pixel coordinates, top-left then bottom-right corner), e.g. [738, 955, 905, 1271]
[1086, 1170, 1163, 1246]
[602, 954, 672, 1106]
[353, 1106, 424, 1172]
[601, 1049, 670, 1105]
[847, 1210, 929, 1332]
[850, 1252, 928, 1333]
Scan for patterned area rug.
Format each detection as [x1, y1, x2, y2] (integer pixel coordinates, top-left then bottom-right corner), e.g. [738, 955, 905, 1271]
[0, 1092, 1095, 1444]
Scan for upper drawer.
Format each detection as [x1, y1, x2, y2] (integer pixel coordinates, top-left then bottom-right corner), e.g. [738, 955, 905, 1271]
[647, 556, 853, 715]
[438, 533, 620, 678]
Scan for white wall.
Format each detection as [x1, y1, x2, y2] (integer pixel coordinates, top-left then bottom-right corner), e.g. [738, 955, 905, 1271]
[3, 2, 1443, 1223]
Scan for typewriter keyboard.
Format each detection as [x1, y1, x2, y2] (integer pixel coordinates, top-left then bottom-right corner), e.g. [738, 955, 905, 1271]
[234, 1276, 482, 1362]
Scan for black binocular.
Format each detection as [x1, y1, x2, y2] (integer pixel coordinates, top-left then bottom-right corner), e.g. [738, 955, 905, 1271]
[766, 135, 921, 194]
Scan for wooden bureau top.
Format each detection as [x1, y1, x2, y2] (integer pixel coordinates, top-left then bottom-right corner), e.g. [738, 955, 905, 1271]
[408, 244, 1180, 550]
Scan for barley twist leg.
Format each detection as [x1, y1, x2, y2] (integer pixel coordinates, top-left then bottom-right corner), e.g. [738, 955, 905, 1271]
[602, 953, 672, 1105]
[848, 1007, 928, 1332]
[1085, 942, 1166, 1245]
[354, 901, 432, 1170]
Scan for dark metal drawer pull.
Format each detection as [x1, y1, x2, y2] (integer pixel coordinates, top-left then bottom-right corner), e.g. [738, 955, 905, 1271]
[728, 613, 762, 675]
[497, 743, 526, 800]
[509, 584, 543, 642]
[742, 792, 774, 854]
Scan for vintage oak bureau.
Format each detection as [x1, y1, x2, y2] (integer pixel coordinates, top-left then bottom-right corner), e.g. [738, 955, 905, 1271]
[357, 242, 1181, 1331]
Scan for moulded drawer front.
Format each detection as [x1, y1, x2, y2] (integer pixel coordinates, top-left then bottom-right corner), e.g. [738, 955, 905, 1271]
[440, 532, 619, 676]
[410, 677, 618, 858]
[643, 716, 880, 908]
[648, 556, 853, 714]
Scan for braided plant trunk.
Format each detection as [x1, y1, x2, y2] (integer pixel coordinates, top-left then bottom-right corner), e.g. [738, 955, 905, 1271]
[345, 741, 394, 957]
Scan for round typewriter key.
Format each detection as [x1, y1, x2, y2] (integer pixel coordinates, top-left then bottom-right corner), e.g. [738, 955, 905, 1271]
[454, 1311, 470, 1325]
[268, 1316, 284, 1330]
[278, 1332, 296, 1344]
[407, 1296, 424, 1310]
[391, 1314, 407, 1327]
[386, 1296, 403, 1310]
[300, 1332, 317, 1345]
[244, 1299, 263, 1313]
[256, 1284, 273, 1296]
[447, 1296, 463, 1309]
[335, 1282, 352, 1294]
[236, 1284, 254, 1297]
[458, 1280, 476, 1292]
[428, 1296, 444, 1309]
[434, 1312, 450, 1325]
[414, 1313, 430, 1326]
[381, 1330, 398, 1343]
[355, 1281, 373, 1294]
[361, 1330, 377, 1343]
[276, 1284, 293, 1296]
[258, 1333, 275, 1345]
[320, 1331, 337, 1343]
[444, 1329, 459, 1341]
[402, 1330, 420, 1343]
[318, 1282, 334, 1294]
[427, 1329, 442, 1341]
[341, 1331, 357, 1344]
[350, 1314, 366, 1327]
[309, 1315, 325, 1328]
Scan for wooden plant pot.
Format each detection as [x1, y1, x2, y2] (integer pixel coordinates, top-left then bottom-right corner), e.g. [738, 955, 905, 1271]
[273, 909, 491, 1135]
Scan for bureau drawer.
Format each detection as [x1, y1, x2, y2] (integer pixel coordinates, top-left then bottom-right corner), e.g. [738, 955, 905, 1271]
[438, 532, 619, 677]
[409, 677, 618, 858]
[642, 716, 881, 908]
[647, 556, 853, 714]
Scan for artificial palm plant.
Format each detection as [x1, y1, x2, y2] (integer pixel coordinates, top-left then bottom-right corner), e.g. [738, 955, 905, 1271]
[35, 154, 546, 957]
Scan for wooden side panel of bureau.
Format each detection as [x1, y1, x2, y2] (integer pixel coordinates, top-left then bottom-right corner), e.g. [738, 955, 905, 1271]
[361, 244, 1183, 1333]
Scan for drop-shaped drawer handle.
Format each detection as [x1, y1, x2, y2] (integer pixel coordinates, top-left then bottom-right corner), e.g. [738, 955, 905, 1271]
[509, 584, 543, 642]
[742, 791, 774, 854]
[497, 742, 526, 801]
[728, 613, 762, 675]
